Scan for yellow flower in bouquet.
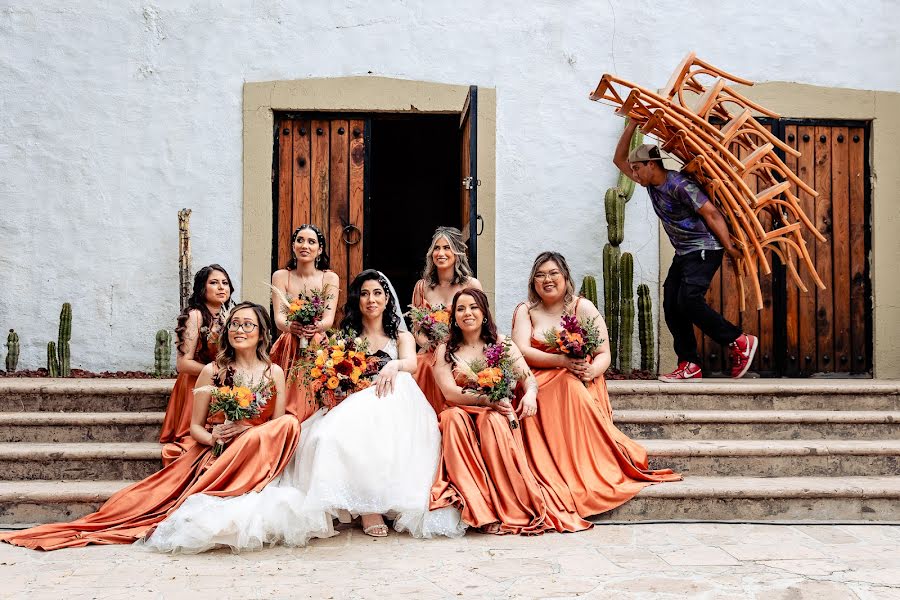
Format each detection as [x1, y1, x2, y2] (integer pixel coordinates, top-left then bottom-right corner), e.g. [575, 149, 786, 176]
[326, 376, 340, 390]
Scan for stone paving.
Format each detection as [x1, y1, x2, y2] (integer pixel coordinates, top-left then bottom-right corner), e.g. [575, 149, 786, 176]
[2, 523, 899, 599]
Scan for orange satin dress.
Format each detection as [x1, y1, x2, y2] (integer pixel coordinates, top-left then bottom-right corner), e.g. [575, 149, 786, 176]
[269, 269, 331, 422]
[411, 280, 447, 415]
[515, 302, 681, 519]
[158, 330, 218, 466]
[1, 369, 301, 551]
[430, 369, 591, 535]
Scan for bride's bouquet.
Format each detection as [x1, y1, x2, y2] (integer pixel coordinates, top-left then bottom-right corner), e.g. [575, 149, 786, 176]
[406, 304, 451, 350]
[197, 375, 272, 456]
[455, 338, 521, 429]
[295, 330, 378, 409]
[270, 285, 334, 349]
[542, 314, 604, 384]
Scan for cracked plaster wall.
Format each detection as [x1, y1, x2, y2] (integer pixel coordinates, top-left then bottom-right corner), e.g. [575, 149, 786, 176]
[1, 1, 899, 371]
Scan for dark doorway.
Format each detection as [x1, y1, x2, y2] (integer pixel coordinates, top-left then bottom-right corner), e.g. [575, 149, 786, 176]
[366, 115, 462, 308]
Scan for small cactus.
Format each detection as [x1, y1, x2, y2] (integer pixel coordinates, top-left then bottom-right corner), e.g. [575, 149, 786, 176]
[604, 188, 626, 246]
[619, 253, 634, 374]
[603, 243, 621, 369]
[58, 303, 72, 377]
[579, 275, 598, 308]
[638, 283, 655, 372]
[155, 329, 172, 377]
[5, 329, 19, 372]
[47, 341, 59, 377]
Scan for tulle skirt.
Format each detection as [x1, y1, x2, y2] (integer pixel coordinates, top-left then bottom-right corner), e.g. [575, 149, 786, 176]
[142, 373, 466, 553]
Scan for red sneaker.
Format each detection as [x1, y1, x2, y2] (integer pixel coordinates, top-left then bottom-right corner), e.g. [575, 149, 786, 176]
[658, 361, 702, 383]
[729, 333, 759, 378]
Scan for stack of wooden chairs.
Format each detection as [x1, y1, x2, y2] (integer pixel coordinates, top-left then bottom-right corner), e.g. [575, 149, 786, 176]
[590, 53, 826, 310]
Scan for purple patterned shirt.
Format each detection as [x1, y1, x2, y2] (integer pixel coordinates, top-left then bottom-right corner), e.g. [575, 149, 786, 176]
[647, 170, 722, 255]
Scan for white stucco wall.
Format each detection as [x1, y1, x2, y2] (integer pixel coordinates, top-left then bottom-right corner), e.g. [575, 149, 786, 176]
[2, 1, 899, 371]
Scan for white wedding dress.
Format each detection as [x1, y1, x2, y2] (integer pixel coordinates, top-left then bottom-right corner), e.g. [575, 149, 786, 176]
[142, 339, 467, 553]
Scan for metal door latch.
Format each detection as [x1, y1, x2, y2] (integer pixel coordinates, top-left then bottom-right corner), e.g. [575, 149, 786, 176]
[462, 177, 482, 190]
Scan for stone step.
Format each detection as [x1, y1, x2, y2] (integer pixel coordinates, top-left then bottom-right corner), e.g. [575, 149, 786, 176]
[641, 439, 900, 477]
[607, 380, 900, 411]
[600, 476, 900, 522]
[0, 443, 162, 480]
[3, 476, 898, 526]
[0, 413, 163, 443]
[615, 410, 900, 440]
[0, 379, 172, 412]
[3, 438, 897, 482]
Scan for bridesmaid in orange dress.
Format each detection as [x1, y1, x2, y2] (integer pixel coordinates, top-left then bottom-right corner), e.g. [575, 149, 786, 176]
[1, 302, 301, 551]
[511, 251, 681, 519]
[410, 227, 481, 414]
[270, 224, 339, 421]
[430, 288, 591, 535]
[159, 264, 233, 466]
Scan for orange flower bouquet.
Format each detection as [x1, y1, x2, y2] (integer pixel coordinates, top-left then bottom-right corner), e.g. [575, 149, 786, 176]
[270, 285, 335, 349]
[406, 304, 451, 349]
[294, 330, 378, 410]
[455, 338, 520, 429]
[542, 314, 604, 385]
[197, 375, 272, 456]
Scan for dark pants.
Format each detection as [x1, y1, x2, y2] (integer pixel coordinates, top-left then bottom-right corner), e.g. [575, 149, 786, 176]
[663, 249, 742, 365]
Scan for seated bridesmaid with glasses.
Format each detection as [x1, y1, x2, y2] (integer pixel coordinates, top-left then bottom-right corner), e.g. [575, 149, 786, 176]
[1, 302, 301, 551]
[510, 251, 680, 520]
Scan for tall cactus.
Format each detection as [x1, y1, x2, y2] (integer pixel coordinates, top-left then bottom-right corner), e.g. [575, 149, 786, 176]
[619, 253, 634, 374]
[603, 243, 621, 368]
[604, 188, 625, 246]
[638, 284, 655, 372]
[58, 303, 72, 377]
[5, 329, 19, 373]
[155, 329, 172, 377]
[579, 275, 598, 307]
[47, 342, 59, 377]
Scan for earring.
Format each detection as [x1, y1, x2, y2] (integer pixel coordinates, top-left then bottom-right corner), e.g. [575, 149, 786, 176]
[315, 256, 320, 268]
[482, 318, 487, 324]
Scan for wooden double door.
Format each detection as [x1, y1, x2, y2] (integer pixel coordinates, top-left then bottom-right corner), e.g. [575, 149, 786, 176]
[272, 87, 480, 305]
[697, 120, 871, 377]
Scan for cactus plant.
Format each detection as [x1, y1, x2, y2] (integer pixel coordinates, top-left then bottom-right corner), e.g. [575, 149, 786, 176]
[579, 275, 598, 307]
[155, 329, 172, 377]
[619, 253, 634, 374]
[47, 341, 59, 377]
[638, 283, 655, 372]
[604, 188, 626, 246]
[603, 243, 621, 368]
[58, 303, 72, 377]
[5, 329, 19, 372]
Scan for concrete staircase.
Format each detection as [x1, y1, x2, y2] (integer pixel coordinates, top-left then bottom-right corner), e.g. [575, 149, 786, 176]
[0, 378, 897, 525]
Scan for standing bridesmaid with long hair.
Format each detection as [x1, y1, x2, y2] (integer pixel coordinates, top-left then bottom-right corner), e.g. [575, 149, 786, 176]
[270, 224, 339, 420]
[429, 288, 591, 535]
[410, 227, 481, 414]
[159, 264, 234, 466]
[510, 251, 680, 519]
[1, 302, 300, 551]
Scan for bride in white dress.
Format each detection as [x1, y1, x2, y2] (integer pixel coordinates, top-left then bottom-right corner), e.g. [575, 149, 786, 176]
[143, 270, 466, 553]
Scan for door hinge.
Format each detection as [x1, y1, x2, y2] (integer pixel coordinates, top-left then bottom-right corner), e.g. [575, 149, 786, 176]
[463, 176, 481, 190]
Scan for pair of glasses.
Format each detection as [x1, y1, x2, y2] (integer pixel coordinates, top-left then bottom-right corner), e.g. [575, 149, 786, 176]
[534, 271, 562, 282]
[228, 321, 259, 333]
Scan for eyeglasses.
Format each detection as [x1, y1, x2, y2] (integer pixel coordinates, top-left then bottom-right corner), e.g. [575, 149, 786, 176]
[228, 321, 259, 333]
[534, 271, 562, 282]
